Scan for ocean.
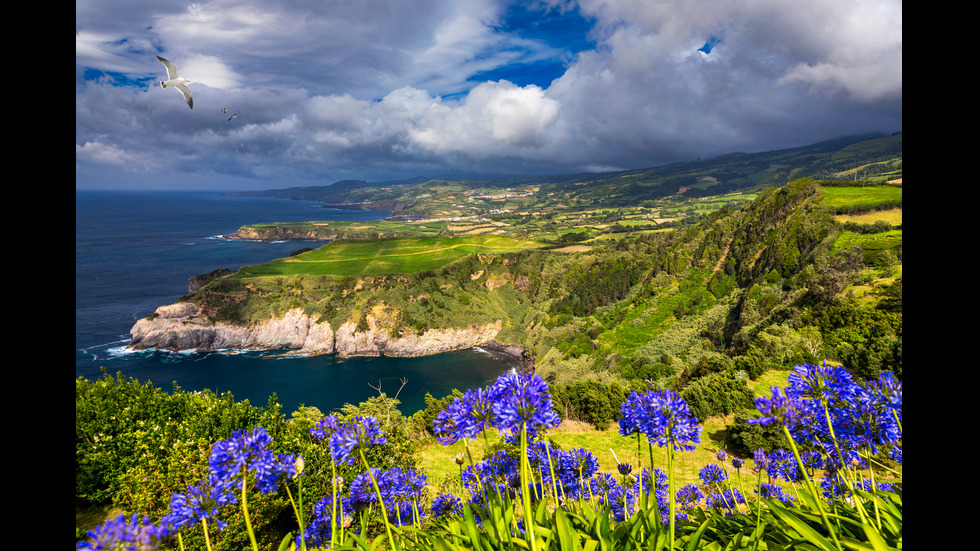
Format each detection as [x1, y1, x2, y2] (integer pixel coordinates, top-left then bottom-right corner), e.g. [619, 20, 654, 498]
[75, 190, 517, 415]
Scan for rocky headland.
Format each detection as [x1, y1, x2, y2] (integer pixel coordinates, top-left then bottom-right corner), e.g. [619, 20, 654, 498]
[129, 302, 510, 359]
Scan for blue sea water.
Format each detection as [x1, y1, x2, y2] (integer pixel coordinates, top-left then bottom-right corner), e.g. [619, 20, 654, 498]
[75, 190, 516, 415]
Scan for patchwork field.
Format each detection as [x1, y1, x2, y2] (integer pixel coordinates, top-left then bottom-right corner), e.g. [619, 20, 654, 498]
[234, 235, 546, 278]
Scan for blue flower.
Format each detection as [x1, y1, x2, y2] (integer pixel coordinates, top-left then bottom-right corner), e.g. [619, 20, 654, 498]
[298, 494, 350, 549]
[706, 489, 744, 513]
[207, 426, 297, 494]
[698, 463, 726, 486]
[757, 483, 796, 505]
[432, 387, 494, 444]
[161, 474, 238, 532]
[328, 415, 387, 465]
[747, 386, 802, 428]
[675, 484, 705, 509]
[431, 493, 463, 518]
[77, 513, 168, 550]
[488, 371, 561, 437]
[310, 413, 341, 441]
[620, 390, 702, 451]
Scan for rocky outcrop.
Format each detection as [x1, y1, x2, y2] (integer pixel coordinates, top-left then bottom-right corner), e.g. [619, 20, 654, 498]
[129, 303, 503, 358]
[188, 268, 233, 293]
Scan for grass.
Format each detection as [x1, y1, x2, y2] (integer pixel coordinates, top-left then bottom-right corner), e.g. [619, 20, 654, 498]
[234, 235, 546, 278]
[820, 185, 902, 209]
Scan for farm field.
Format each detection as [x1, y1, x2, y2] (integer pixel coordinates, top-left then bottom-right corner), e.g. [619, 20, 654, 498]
[234, 235, 546, 278]
[820, 184, 902, 209]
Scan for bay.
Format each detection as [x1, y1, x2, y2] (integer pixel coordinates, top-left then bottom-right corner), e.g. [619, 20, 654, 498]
[75, 190, 516, 415]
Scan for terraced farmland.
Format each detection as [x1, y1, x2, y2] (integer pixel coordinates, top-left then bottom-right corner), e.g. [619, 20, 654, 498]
[234, 235, 546, 278]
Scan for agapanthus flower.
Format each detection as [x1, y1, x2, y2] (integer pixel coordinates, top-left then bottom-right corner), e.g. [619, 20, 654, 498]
[698, 463, 727, 486]
[706, 489, 745, 513]
[328, 415, 387, 465]
[620, 389, 702, 451]
[298, 494, 350, 549]
[731, 457, 744, 470]
[617, 462, 633, 476]
[757, 483, 796, 505]
[77, 513, 168, 550]
[766, 449, 804, 483]
[716, 450, 728, 462]
[310, 413, 341, 441]
[207, 426, 296, 494]
[161, 474, 238, 532]
[431, 493, 463, 518]
[752, 448, 770, 473]
[432, 387, 494, 444]
[850, 379, 902, 454]
[747, 386, 802, 428]
[607, 484, 636, 522]
[347, 466, 428, 522]
[557, 447, 600, 495]
[675, 484, 705, 509]
[488, 371, 561, 437]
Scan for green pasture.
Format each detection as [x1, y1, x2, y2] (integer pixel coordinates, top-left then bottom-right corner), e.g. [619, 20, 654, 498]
[832, 229, 902, 254]
[820, 185, 902, 208]
[234, 235, 545, 278]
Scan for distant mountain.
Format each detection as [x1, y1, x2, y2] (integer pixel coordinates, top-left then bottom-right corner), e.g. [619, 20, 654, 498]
[228, 133, 901, 212]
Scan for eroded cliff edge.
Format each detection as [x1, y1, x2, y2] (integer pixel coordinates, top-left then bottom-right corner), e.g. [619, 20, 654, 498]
[129, 302, 506, 358]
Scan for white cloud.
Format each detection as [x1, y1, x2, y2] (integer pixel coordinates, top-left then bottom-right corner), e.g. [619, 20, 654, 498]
[75, 0, 902, 188]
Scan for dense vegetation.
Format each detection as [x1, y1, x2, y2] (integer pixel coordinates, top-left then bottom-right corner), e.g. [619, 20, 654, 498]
[78, 133, 902, 548]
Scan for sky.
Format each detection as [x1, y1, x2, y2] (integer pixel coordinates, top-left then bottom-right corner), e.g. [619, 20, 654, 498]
[76, 0, 902, 191]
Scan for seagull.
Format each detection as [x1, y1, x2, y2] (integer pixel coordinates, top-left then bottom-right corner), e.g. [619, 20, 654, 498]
[227, 111, 240, 121]
[221, 107, 228, 113]
[156, 56, 193, 109]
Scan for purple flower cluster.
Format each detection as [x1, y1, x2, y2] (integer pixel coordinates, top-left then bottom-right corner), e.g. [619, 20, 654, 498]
[298, 494, 350, 549]
[326, 415, 388, 465]
[77, 513, 168, 550]
[161, 474, 238, 532]
[431, 493, 464, 518]
[618, 389, 702, 451]
[208, 426, 300, 494]
[698, 463, 727, 486]
[433, 371, 561, 444]
[346, 466, 428, 526]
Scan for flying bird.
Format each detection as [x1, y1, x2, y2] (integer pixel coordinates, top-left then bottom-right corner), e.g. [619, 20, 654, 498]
[228, 111, 240, 121]
[156, 56, 193, 109]
[221, 107, 228, 113]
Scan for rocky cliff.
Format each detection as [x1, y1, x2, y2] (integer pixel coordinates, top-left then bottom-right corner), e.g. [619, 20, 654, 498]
[129, 302, 504, 358]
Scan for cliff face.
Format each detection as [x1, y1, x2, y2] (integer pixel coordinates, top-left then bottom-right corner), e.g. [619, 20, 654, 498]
[129, 302, 503, 358]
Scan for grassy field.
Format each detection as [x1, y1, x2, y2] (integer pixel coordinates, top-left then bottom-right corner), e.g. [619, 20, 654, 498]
[820, 185, 902, 209]
[832, 229, 902, 255]
[234, 235, 546, 278]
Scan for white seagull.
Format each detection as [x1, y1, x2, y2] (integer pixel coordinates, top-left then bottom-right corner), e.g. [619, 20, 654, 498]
[156, 56, 193, 109]
[227, 111, 240, 121]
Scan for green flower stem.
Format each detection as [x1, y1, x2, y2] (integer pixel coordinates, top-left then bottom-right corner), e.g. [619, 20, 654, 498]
[782, 425, 842, 551]
[284, 480, 304, 551]
[666, 441, 676, 550]
[330, 460, 340, 549]
[359, 448, 398, 551]
[750, 468, 764, 551]
[240, 474, 260, 551]
[520, 423, 537, 551]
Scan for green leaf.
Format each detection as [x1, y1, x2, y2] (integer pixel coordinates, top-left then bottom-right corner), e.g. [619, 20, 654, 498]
[766, 498, 838, 551]
[277, 532, 296, 551]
